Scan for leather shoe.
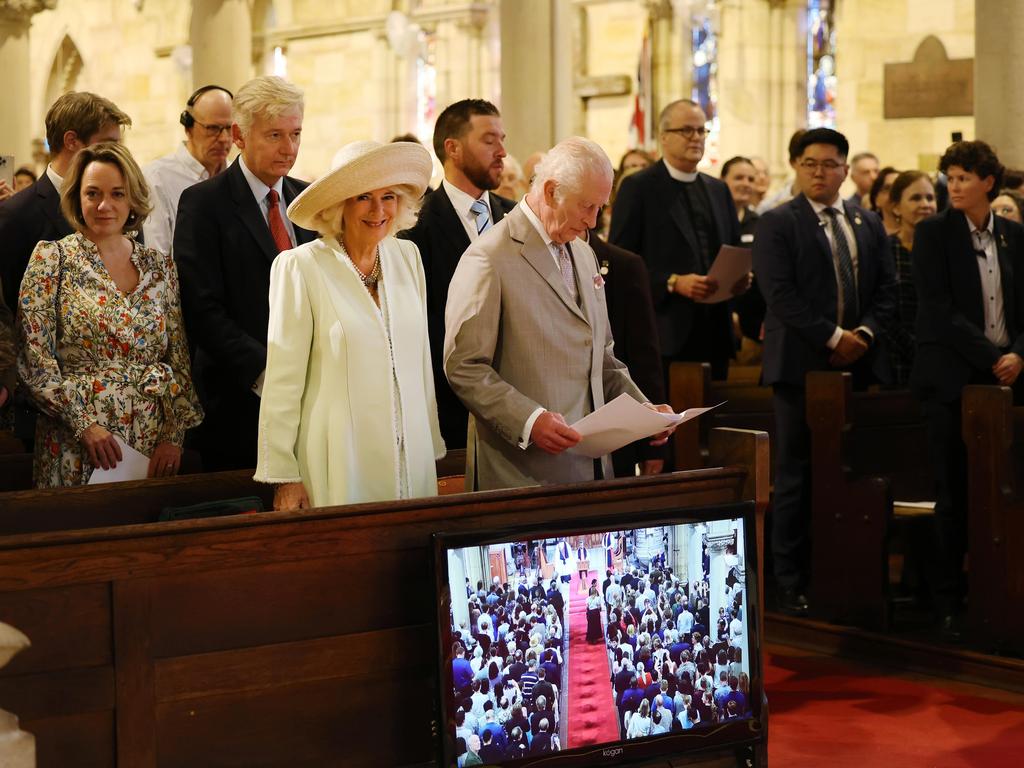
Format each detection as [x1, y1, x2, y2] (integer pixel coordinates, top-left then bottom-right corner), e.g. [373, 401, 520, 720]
[777, 587, 809, 616]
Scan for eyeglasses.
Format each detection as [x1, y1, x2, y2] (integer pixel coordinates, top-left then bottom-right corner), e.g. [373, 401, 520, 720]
[663, 126, 709, 139]
[798, 159, 846, 172]
[195, 120, 233, 138]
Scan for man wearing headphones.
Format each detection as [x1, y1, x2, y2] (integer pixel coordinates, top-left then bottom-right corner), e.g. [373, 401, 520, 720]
[142, 85, 233, 255]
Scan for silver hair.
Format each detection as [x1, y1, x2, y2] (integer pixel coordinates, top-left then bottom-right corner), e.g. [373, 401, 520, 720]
[313, 186, 421, 240]
[233, 75, 304, 137]
[529, 136, 613, 201]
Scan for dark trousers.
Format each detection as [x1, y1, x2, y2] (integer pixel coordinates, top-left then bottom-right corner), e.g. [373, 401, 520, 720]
[922, 397, 969, 613]
[770, 383, 811, 589]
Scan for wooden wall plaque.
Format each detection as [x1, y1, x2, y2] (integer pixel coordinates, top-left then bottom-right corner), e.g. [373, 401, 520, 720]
[884, 35, 973, 119]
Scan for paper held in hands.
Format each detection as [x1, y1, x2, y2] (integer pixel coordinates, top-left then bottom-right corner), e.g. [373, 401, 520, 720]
[695, 245, 752, 304]
[87, 434, 150, 485]
[568, 393, 723, 459]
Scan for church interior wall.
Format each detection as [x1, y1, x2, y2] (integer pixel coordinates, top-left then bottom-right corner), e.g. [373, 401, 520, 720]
[17, 0, 979, 185]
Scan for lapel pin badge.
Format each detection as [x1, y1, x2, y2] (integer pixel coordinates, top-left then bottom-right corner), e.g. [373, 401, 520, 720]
[593, 272, 605, 289]
[854, 214, 863, 226]
[600, 260, 610, 276]
[1000, 234, 1008, 247]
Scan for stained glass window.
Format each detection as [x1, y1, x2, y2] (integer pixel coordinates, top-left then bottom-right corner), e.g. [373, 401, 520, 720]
[807, 0, 837, 128]
[691, 12, 720, 164]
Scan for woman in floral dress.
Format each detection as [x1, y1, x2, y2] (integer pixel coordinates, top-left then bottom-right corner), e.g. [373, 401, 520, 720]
[18, 142, 201, 487]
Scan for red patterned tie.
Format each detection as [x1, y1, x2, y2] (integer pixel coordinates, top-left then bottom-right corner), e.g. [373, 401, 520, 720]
[266, 189, 292, 253]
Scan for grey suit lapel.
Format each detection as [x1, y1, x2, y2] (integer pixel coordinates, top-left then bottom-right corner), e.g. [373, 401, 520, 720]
[507, 207, 587, 322]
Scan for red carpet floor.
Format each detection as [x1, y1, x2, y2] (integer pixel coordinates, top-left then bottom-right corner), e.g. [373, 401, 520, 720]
[766, 644, 1024, 767]
[564, 574, 619, 749]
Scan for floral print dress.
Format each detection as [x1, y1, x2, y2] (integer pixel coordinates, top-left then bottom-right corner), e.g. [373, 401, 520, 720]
[18, 232, 203, 487]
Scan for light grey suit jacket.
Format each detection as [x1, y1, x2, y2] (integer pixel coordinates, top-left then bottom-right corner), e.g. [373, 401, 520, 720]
[444, 203, 646, 490]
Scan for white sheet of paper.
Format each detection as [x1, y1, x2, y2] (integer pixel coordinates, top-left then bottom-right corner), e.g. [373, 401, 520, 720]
[87, 434, 150, 485]
[568, 393, 722, 459]
[695, 244, 753, 304]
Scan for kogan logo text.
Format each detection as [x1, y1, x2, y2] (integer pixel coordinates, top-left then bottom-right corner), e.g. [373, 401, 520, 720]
[602, 747, 624, 758]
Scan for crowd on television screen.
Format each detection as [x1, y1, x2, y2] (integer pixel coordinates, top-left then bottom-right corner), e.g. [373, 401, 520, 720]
[445, 524, 750, 764]
[448, 559, 567, 764]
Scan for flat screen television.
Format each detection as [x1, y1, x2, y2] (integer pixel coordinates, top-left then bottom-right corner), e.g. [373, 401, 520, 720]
[433, 501, 765, 768]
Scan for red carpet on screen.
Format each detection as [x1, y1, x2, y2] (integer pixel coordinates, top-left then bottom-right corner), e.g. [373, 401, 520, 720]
[564, 574, 619, 749]
[766, 644, 1024, 767]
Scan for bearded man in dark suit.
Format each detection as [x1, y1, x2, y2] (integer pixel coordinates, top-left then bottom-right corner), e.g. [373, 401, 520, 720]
[174, 76, 316, 471]
[399, 99, 515, 449]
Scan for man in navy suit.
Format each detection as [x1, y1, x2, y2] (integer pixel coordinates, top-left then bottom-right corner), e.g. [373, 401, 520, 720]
[753, 127, 896, 614]
[911, 140, 1024, 630]
[0, 91, 131, 312]
[610, 98, 745, 382]
[398, 99, 515, 449]
[174, 76, 316, 471]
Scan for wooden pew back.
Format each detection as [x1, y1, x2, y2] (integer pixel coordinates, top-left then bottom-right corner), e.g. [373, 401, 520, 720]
[806, 372, 931, 630]
[963, 385, 1024, 653]
[0, 433, 766, 768]
[669, 362, 774, 471]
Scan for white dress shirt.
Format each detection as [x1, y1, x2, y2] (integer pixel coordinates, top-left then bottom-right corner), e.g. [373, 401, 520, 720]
[142, 143, 220, 256]
[45, 164, 64, 193]
[969, 213, 1010, 347]
[442, 178, 492, 241]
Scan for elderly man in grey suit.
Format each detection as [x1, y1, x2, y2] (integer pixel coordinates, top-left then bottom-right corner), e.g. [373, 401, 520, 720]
[444, 137, 674, 490]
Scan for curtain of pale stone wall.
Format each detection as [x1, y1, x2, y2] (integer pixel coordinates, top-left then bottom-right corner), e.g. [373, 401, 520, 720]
[190, 0, 253, 93]
[499, 0, 572, 160]
[0, 13, 33, 165]
[763, 0, 808, 181]
[975, 0, 1024, 167]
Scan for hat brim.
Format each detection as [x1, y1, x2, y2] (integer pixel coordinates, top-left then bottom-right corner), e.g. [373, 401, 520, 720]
[287, 142, 433, 231]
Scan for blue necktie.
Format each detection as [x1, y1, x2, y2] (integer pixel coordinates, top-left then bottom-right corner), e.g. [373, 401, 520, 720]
[470, 198, 491, 235]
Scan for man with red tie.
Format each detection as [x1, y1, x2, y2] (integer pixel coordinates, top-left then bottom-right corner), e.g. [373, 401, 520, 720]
[174, 76, 316, 471]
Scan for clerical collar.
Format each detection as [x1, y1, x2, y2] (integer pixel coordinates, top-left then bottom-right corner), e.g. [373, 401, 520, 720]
[663, 159, 699, 183]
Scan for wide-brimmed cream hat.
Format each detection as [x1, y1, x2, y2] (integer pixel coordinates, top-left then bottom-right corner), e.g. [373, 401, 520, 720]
[287, 140, 432, 231]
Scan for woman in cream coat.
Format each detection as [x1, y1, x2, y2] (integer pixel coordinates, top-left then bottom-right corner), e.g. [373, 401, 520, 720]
[254, 140, 445, 510]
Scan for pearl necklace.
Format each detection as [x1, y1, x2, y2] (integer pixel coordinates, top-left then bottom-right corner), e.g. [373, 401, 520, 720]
[339, 240, 382, 291]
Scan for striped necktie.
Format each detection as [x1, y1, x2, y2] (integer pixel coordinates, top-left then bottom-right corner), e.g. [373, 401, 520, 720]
[470, 198, 491, 235]
[823, 207, 858, 328]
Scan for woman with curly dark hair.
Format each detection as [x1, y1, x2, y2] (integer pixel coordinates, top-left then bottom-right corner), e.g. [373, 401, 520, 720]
[911, 140, 1024, 633]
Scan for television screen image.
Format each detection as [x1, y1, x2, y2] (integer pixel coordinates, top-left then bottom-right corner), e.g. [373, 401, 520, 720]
[436, 512, 758, 767]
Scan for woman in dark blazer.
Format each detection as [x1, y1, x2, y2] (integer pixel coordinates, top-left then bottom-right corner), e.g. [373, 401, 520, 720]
[911, 140, 1024, 631]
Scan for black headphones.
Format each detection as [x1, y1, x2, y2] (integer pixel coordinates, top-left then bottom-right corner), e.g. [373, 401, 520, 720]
[179, 84, 234, 129]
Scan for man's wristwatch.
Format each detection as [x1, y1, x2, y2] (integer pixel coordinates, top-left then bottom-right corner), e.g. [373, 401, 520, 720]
[667, 274, 679, 294]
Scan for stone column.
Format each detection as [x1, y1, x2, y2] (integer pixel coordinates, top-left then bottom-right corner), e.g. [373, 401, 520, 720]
[499, 0, 573, 159]
[0, 1, 54, 165]
[190, 0, 252, 93]
[689, 522, 706, 586]
[705, 520, 735, 644]
[975, 0, 1024, 167]
[0, 622, 34, 767]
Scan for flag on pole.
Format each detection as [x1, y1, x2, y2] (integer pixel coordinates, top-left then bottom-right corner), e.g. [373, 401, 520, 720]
[629, 28, 653, 149]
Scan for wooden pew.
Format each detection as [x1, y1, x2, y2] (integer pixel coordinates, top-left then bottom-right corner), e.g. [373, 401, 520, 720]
[963, 385, 1024, 654]
[669, 361, 774, 472]
[806, 371, 932, 630]
[0, 450, 468, 536]
[0, 431, 767, 768]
